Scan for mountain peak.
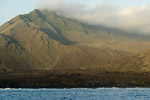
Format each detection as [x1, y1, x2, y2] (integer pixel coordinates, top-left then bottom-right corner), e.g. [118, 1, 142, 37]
[1, 9, 150, 73]
[30, 9, 41, 15]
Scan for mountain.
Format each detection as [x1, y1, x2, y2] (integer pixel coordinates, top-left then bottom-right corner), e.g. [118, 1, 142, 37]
[24, 9, 150, 54]
[0, 9, 150, 73]
[0, 9, 129, 72]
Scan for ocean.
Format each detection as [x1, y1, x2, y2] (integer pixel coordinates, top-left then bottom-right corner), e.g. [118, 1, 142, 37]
[0, 88, 150, 100]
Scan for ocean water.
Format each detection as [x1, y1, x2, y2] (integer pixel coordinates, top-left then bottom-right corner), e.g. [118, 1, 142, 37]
[0, 88, 150, 100]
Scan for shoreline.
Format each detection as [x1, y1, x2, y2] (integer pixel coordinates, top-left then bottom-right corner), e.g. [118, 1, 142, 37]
[1, 71, 150, 88]
[0, 87, 150, 89]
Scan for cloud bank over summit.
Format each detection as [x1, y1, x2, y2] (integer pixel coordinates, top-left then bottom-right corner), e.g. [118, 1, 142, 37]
[37, 0, 150, 34]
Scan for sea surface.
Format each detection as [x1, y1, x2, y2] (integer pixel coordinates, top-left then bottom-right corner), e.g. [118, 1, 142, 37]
[0, 88, 150, 100]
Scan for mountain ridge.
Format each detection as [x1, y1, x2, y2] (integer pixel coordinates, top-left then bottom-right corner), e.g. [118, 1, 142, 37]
[0, 9, 150, 73]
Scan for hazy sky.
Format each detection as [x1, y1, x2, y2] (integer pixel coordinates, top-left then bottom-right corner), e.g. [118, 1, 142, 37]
[0, 0, 40, 26]
[1, 0, 150, 34]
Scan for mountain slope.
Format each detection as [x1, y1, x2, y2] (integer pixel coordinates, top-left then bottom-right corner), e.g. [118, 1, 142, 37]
[25, 9, 150, 54]
[119, 49, 150, 72]
[0, 9, 134, 72]
[0, 34, 32, 72]
[55, 45, 130, 70]
[0, 15, 65, 72]
[1, 9, 150, 73]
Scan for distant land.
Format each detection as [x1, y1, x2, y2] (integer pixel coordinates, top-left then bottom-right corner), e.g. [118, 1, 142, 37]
[0, 9, 150, 88]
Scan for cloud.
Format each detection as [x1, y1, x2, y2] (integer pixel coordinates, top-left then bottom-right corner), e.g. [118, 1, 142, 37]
[37, 0, 150, 34]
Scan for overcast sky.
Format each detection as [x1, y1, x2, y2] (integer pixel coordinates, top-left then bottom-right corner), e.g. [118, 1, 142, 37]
[1, 0, 150, 34]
